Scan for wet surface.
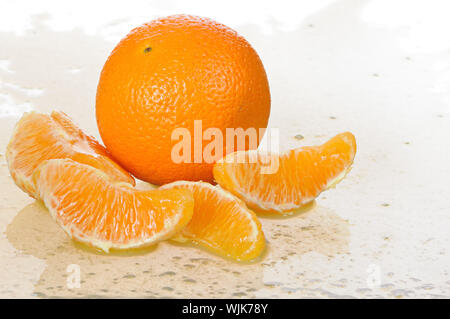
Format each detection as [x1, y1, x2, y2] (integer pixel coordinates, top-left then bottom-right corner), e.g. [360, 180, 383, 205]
[5, 200, 349, 298]
[1, 0, 449, 298]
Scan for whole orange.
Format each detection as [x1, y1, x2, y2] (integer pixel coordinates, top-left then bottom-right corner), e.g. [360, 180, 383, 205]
[96, 15, 270, 185]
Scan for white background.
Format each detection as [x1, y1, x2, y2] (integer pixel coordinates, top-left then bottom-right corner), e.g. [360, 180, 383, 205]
[0, 0, 449, 298]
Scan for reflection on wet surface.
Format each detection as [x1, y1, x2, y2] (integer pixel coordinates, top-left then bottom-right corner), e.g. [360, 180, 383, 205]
[6, 200, 348, 298]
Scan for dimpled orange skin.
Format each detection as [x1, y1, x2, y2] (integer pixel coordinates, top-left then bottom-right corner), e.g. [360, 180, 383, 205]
[96, 15, 270, 185]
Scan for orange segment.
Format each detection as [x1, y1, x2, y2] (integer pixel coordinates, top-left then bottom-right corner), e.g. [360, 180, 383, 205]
[160, 181, 265, 261]
[6, 111, 134, 198]
[32, 159, 194, 252]
[213, 132, 357, 214]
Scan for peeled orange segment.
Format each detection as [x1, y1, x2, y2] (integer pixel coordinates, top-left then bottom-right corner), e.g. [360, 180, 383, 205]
[32, 159, 194, 252]
[6, 111, 134, 198]
[213, 132, 357, 214]
[160, 181, 265, 261]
